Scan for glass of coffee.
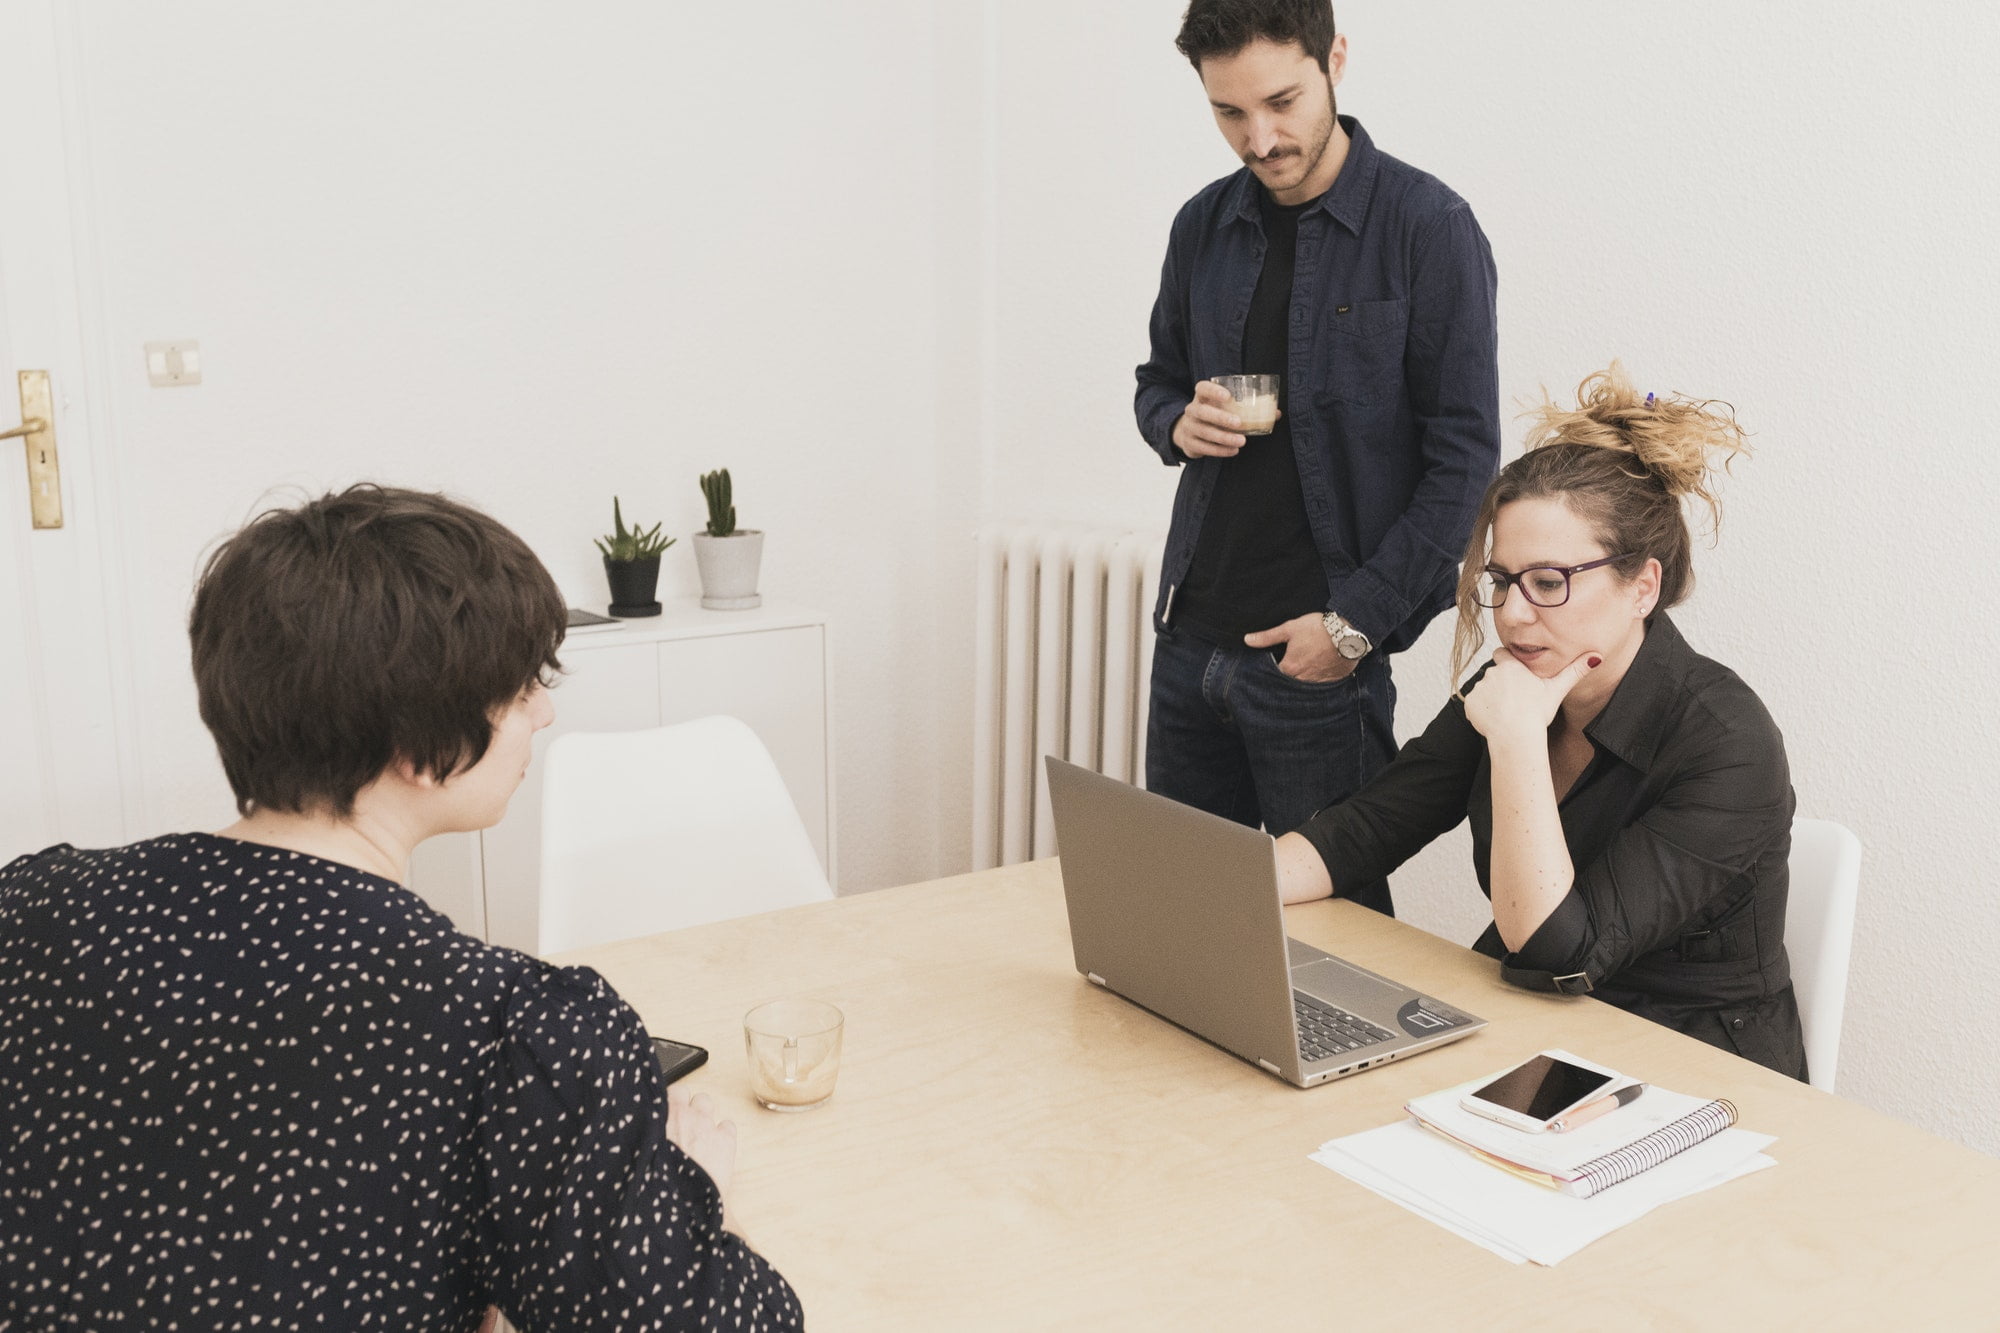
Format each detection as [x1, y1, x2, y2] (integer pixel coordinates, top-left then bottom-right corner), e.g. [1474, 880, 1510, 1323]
[1210, 374, 1280, 436]
[743, 998, 844, 1112]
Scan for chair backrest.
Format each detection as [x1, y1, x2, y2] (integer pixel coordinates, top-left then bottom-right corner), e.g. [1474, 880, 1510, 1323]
[538, 715, 832, 954]
[1785, 818, 1861, 1092]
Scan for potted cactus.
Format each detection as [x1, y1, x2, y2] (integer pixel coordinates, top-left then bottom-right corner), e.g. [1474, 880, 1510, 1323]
[595, 497, 676, 617]
[692, 468, 763, 610]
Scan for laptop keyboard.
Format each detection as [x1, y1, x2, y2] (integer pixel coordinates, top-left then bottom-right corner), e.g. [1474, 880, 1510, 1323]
[1294, 992, 1396, 1063]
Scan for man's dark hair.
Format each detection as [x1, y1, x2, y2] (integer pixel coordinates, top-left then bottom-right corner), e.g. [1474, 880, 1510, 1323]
[1176, 0, 1336, 74]
[190, 483, 567, 818]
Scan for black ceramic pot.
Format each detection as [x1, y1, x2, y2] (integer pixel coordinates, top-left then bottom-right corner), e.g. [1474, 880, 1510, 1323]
[603, 555, 663, 617]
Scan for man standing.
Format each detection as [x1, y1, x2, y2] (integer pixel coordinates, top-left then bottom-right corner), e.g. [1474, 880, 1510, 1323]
[1135, 0, 1498, 914]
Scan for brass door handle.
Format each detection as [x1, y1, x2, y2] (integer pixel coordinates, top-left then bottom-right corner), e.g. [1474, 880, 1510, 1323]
[9, 370, 61, 529]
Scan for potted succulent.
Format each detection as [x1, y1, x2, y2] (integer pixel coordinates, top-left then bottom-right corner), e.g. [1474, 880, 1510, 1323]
[595, 496, 675, 617]
[693, 468, 763, 610]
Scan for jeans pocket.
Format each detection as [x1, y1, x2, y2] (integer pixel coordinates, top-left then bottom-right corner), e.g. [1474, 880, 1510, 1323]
[1263, 648, 1363, 693]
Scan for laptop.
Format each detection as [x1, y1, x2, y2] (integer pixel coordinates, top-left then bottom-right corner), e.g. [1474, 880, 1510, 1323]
[1045, 756, 1486, 1088]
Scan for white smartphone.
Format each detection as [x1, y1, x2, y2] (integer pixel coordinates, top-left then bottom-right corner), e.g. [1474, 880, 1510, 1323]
[1459, 1050, 1624, 1134]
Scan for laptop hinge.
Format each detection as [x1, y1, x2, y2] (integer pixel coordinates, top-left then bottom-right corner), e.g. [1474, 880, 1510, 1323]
[1258, 1058, 1281, 1075]
[1086, 972, 1107, 987]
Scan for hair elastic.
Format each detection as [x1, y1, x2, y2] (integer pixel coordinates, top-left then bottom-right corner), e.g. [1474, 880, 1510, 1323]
[1644, 392, 1656, 408]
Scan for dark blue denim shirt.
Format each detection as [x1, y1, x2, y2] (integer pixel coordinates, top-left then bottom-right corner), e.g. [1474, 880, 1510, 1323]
[1135, 118, 1500, 653]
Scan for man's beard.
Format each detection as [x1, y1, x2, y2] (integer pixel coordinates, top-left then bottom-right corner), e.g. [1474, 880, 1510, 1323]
[1248, 83, 1338, 192]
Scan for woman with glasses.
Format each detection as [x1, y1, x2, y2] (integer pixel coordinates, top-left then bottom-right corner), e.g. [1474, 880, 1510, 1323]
[1275, 364, 1806, 1079]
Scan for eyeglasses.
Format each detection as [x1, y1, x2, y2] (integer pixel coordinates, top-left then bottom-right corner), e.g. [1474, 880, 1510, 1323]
[1474, 554, 1633, 609]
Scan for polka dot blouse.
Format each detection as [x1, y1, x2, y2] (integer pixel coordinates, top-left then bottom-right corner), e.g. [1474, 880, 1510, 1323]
[0, 834, 803, 1331]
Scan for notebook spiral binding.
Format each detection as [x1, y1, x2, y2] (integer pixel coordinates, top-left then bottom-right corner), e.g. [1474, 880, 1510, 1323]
[1571, 1098, 1738, 1198]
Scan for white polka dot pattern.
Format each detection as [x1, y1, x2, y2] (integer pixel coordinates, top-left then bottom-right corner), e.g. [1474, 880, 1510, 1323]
[0, 835, 803, 1331]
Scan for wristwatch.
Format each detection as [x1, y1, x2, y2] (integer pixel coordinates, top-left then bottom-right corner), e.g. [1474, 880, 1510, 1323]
[1321, 611, 1372, 661]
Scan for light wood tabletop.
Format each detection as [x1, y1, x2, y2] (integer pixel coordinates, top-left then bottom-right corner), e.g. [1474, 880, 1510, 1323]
[562, 859, 2000, 1330]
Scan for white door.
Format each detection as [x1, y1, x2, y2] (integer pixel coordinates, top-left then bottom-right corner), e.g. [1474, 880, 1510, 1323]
[0, 0, 135, 863]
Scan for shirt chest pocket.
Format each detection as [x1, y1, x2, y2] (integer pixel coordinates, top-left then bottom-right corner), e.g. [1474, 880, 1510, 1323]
[1322, 297, 1409, 405]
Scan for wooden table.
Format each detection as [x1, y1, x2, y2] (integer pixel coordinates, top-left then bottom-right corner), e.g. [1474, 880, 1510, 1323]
[563, 860, 2000, 1329]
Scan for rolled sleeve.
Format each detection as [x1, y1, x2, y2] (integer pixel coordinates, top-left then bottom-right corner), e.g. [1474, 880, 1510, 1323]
[1506, 719, 1793, 985]
[1298, 690, 1485, 895]
[1323, 203, 1499, 646]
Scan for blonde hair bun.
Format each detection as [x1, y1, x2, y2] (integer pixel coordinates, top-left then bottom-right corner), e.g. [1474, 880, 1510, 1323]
[1521, 361, 1748, 530]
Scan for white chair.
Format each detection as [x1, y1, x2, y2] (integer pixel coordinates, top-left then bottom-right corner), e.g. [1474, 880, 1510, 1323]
[537, 715, 833, 954]
[1785, 818, 1861, 1093]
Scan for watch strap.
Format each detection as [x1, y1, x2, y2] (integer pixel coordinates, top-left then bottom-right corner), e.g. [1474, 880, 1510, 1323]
[1321, 611, 1372, 658]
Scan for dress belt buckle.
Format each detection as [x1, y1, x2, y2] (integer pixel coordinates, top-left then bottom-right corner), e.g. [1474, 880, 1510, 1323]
[1551, 970, 1593, 996]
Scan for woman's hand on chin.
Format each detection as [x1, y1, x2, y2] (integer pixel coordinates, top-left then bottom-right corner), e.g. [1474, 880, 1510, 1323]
[1464, 647, 1602, 742]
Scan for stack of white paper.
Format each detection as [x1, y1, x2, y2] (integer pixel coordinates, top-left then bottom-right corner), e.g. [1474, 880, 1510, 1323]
[1310, 1119, 1776, 1265]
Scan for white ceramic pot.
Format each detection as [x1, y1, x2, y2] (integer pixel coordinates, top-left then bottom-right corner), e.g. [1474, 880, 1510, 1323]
[693, 530, 764, 610]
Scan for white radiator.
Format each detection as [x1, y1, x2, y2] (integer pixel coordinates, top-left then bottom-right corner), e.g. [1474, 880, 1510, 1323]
[972, 526, 1164, 869]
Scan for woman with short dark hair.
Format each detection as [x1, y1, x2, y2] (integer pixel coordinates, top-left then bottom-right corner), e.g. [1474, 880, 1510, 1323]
[0, 485, 802, 1329]
[1277, 366, 1807, 1079]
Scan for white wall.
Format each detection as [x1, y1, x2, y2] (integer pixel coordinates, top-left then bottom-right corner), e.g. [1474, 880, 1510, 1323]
[46, 0, 2000, 1153]
[969, 0, 2000, 1152]
[67, 0, 953, 894]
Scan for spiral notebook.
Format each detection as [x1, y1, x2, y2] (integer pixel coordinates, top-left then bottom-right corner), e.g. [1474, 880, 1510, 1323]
[1310, 1116, 1775, 1265]
[1405, 1061, 1740, 1198]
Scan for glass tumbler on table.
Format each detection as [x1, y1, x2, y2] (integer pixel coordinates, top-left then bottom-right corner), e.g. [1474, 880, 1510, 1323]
[743, 998, 844, 1112]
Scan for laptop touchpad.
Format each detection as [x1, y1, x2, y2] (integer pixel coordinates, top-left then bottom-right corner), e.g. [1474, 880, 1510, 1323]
[1294, 958, 1405, 1011]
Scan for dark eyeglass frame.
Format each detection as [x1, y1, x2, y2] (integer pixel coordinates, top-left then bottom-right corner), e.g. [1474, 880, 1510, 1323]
[1475, 554, 1633, 609]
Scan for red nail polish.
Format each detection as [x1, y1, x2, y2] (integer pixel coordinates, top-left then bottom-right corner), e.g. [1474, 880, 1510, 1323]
[1587, 655, 1603, 669]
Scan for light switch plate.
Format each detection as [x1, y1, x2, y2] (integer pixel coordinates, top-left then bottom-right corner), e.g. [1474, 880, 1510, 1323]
[144, 340, 201, 386]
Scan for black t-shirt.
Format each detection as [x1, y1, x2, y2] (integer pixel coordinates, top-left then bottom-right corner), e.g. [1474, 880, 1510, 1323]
[1173, 189, 1330, 645]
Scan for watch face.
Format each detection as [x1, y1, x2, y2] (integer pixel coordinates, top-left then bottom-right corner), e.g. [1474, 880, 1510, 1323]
[1323, 615, 1366, 659]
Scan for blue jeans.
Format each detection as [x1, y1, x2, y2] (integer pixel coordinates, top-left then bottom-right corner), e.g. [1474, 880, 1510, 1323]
[1145, 626, 1400, 915]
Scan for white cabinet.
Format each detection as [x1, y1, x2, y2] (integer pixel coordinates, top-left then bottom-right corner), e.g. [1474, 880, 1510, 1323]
[408, 599, 834, 953]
